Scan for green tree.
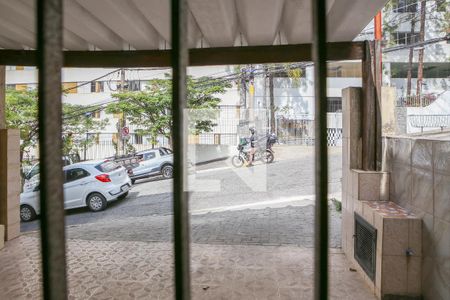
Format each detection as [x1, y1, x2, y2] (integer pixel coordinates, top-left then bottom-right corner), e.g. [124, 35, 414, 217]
[5, 89, 108, 162]
[5, 89, 39, 162]
[62, 105, 109, 157]
[106, 75, 231, 147]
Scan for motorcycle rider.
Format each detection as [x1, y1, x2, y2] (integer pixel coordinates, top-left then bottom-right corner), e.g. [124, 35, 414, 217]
[247, 127, 257, 166]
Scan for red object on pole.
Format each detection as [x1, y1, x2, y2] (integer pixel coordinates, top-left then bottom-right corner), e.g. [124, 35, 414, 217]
[374, 11, 382, 41]
[374, 11, 383, 87]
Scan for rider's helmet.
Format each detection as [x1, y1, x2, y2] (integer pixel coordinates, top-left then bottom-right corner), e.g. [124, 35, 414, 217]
[249, 127, 256, 134]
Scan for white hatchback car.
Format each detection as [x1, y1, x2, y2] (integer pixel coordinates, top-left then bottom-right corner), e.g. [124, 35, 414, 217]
[20, 160, 132, 222]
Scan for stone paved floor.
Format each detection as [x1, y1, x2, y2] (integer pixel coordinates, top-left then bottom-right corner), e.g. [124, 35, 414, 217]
[0, 235, 377, 300]
[64, 205, 342, 247]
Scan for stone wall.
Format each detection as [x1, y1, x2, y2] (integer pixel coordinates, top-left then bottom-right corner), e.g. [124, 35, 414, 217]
[0, 129, 21, 241]
[342, 87, 424, 299]
[384, 136, 450, 300]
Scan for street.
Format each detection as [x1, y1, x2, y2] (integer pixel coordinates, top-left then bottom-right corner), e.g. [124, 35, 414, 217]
[21, 146, 343, 248]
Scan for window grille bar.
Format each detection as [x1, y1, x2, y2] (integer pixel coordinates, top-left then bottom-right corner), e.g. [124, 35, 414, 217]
[37, 0, 68, 299]
[312, 0, 329, 299]
[171, 0, 191, 299]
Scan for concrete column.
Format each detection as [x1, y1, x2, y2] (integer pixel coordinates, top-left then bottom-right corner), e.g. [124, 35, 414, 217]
[380, 87, 397, 136]
[0, 130, 21, 241]
[341, 87, 362, 254]
[0, 65, 21, 241]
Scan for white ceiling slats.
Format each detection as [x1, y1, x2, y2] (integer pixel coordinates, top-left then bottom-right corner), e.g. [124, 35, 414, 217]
[77, 0, 161, 50]
[0, 0, 386, 51]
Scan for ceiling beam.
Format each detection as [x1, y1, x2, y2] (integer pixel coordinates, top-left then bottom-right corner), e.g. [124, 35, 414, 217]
[0, 41, 364, 67]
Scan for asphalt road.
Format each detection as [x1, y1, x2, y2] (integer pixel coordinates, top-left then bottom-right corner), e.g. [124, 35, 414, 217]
[21, 146, 343, 247]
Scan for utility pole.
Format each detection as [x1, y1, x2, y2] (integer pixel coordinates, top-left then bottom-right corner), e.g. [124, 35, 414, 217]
[374, 11, 382, 90]
[117, 68, 126, 156]
[406, 16, 416, 99]
[269, 71, 275, 134]
[416, 0, 427, 102]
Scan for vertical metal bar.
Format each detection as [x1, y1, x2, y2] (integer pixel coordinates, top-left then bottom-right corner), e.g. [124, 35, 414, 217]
[312, 0, 328, 299]
[171, 0, 191, 299]
[362, 41, 377, 171]
[37, 0, 68, 299]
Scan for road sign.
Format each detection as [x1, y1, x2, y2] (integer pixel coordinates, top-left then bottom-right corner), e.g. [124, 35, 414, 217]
[121, 126, 130, 137]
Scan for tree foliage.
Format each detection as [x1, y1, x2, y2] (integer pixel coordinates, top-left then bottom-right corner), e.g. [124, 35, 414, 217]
[62, 105, 109, 156]
[5, 89, 108, 161]
[106, 75, 231, 146]
[5, 89, 39, 160]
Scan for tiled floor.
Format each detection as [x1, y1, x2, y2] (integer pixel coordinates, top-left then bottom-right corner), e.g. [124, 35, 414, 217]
[0, 235, 377, 300]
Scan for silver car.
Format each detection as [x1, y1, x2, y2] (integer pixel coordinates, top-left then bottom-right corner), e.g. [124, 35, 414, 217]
[20, 160, 132, 222]
[129, 147, 173, 184]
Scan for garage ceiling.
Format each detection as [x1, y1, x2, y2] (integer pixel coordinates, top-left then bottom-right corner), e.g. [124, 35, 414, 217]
[0, 0, 385, 50]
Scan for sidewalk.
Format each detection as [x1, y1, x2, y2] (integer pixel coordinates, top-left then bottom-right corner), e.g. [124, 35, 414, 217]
[0, 235, 376, 300]
[194, 145, 342, 172]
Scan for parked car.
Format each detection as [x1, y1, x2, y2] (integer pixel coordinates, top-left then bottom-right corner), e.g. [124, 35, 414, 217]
[22, 156, 78, 192]
[20, 160, 132, 222]
[129, 147, 173, 184]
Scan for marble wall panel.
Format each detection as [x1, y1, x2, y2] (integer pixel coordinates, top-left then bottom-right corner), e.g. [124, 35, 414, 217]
[389, 162, 412, 209]
[392, 138, 412, 166]
[411, 139, 433, 170]
[359, 173, 381, 201]
[382, 218, 409, 257]
[383, 137, 394, 172]
[411, 167, 434, 215]
[434, 141, 450, 175]
[382, 255, 408, 295]
[387, 136, 450, 300]
[422, 256, 450, 300]
[433, 173, 450, 223]
[408, 219, 422, 257]
[406, 256, 422, 296]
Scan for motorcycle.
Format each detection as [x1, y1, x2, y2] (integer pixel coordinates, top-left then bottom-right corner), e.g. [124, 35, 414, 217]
[231, 133, 277, 167]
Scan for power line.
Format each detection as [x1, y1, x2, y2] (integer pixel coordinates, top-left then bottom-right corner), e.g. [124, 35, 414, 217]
[383, 35, 449, 52]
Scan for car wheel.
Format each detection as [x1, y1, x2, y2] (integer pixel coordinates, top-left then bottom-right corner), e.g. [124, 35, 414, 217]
[118, 191, 129, 200]
[161, 165, 173, 179]
[86, 193, 107, 212]
[20, 205, 37, 222]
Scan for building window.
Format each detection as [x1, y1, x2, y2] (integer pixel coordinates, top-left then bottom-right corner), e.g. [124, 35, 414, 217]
[327, 97, 342, 113]
[15, 84, 28, 91]
[392, 31, 419, 45]
[113, 112, 123, 119]
[188, 135, 199, 144]
[393, 0, 418, 13]
[112, 133, 119, 143]
[128, 80, 141, 91]
[93, 111, 101, 119]
[214, 134, 221, 145]
[327, 62, 362, 77]
[15, 66, 24, 71]
[62, 82, 78, 94]
[90, 81, 104, 93]
[134, 134, 143, 144]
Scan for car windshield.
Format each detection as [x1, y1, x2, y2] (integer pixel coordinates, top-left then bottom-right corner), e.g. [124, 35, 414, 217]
[95, 161, 121, 173]
[26, 164, 40, 179]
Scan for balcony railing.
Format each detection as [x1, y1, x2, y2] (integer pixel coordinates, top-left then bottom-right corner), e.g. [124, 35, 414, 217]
[396, 94, 437, 107]
[409, 114, 450, 132]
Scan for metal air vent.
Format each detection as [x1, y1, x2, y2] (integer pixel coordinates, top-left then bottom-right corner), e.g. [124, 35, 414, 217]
[354, 213, 377, 281]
